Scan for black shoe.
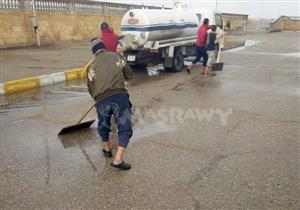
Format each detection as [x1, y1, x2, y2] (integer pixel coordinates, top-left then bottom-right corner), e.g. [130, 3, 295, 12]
[185, 66, 191, 74]
[111, 161, 131, 170]
[102, 149, 113, 157]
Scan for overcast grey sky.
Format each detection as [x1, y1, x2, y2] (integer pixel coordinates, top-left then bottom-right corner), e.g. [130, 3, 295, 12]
[98, 0, 300, 18]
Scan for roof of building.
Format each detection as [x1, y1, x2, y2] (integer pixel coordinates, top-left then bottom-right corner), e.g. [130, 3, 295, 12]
[271, 15, 300, 23]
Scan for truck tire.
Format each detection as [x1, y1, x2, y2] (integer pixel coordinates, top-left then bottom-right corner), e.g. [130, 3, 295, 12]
[164, 49, 184, 72]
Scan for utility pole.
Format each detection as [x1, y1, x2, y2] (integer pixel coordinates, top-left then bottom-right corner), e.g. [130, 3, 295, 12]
[215, 0, 218, 10]
[31, 0, 41, 47]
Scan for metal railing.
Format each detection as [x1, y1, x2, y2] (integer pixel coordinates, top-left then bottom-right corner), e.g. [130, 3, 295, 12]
[0, 0, 164, 13]
[0, 0, 21, 9]
[34, 0, 67, 11]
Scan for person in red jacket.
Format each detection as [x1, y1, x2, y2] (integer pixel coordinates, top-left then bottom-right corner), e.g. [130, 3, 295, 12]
[186, 18, 214, 74]
[100, 22, 120, 52]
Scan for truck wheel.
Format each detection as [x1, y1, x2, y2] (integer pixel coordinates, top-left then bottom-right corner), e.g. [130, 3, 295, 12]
[164, 50, 184, 72]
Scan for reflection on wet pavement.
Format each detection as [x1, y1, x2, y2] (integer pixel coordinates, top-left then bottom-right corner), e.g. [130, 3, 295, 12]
[0, 79, 89, 112]
[132, 122, 176, 141]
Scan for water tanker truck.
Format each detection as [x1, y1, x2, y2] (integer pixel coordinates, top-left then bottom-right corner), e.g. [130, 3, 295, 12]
[118, 8, 224, 72]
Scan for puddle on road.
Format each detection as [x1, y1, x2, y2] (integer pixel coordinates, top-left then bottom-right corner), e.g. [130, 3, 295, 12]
[0, 79, 88, 112]
[131, 122, 176, 141]
[226, 40, 300, 57]
[0, 67, 163, 112]
[277, 52, 300, 57]
[28, 58, 41, 61]
[58, 127, 99, 149]
[27, 66, 45, 69]
[226, 40, 259, 52]
[230, 51, 300, 57]
[56, 121, 176, 152]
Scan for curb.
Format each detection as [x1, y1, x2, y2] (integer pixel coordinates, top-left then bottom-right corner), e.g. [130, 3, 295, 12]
[0, 60, 93, 96]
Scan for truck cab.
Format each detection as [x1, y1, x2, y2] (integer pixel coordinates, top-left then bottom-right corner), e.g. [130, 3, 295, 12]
[195, 10, 223, 27]
[194, 9, 225, 48]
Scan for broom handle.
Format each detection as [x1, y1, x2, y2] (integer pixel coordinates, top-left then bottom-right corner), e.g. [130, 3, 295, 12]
[216, 42, 222, 63]
[216, 36, 224, 63]
[76, 58, 96, 124]
[84, 58, 95, 69]
[77, 103, 95, 124]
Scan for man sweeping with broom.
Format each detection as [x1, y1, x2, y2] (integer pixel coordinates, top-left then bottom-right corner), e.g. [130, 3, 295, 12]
[87, 38, 133, 170]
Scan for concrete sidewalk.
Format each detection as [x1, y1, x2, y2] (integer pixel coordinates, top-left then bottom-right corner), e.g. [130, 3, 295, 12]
[0, 42, 91, 83]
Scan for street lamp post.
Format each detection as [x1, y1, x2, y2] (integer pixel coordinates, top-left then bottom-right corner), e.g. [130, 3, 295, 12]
[31, 0, 41, 47]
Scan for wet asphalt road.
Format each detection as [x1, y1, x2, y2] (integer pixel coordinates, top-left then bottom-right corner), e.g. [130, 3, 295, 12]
[1, 31, 299, 209]
[0, 43, 91, 82]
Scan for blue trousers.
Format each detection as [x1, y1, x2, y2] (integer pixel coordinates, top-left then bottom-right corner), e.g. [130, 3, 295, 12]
[192, 46, 208, 66]
[96, 93, 133, 148]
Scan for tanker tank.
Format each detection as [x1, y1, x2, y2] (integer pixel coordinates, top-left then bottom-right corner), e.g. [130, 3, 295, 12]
[121, 9, 200, 49]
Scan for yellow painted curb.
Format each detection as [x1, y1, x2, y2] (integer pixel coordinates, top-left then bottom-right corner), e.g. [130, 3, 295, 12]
[1, 59, 94, 95]
[4, 77, 41, 94]
[65, 68, 86, 81]
[64, 58, 93, 81]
